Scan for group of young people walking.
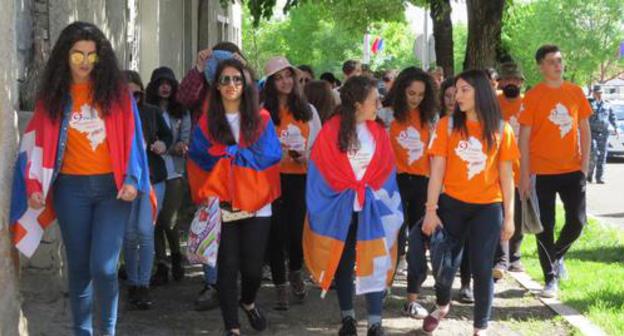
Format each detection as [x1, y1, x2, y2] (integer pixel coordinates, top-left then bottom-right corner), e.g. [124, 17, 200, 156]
[11, 21, 591, 336]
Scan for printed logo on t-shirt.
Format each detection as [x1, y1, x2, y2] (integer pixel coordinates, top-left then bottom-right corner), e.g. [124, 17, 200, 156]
[279, 123, 306, 152]
[69, 104, 106, 151]
[509, 116, 520, 137]
[454, 136, 487, 180]
[548, 103, 573, 138]
[396, 126, 425, 164]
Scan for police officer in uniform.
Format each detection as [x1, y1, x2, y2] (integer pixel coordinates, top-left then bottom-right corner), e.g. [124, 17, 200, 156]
[588, 85, 618, 184]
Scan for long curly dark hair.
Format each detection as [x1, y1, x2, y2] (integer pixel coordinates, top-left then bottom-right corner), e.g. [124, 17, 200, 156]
[452, 69, 502, 150]
[390, 67, 438, 127]
[37, 21, 125, 119]
[262, 68, 312, 125]
[337, 76, 378, 153]
[144, 70, 186, 118]
[207, 59, 261, 146]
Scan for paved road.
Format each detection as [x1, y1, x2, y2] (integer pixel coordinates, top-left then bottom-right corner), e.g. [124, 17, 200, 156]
[586, 157, 624, 230]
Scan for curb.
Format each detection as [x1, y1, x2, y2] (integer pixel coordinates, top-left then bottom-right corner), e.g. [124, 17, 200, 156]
[507, 271, 607, 336]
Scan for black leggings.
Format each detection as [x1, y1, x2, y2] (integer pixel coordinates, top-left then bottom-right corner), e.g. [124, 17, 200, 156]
[269, 174, 307, 285]
[535, 171, 586, 282]
[154, 177, 184, 263]
[435, 194, 502, 329]
[396, 174, 428, 256]
[217, 216, 272, 330]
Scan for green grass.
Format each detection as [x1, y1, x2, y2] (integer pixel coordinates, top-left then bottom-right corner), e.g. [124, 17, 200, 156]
[520, 210, 624, 336]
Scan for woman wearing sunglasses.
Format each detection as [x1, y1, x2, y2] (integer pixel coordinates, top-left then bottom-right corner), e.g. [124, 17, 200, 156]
[261, 56, 322, 310]
[187, 59, 282, 336]
[11, 22, 152, 335]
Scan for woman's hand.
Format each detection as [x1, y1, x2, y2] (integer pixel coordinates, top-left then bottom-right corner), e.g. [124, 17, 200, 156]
[501, 216, 515, 242]
[117, 184, 138, 202]
[422, 210, 443, 236]
[150, 140, 167, 155]
[28, 192, 45, 209]
[173, 142, 189, 156]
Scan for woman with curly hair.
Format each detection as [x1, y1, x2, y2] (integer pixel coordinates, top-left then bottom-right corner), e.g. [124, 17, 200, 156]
[11, 21, 151, 336]
[385, 67, 438, 320]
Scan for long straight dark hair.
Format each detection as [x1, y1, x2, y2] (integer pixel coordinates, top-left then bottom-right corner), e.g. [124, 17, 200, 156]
[390, 67, 438, 127]
[262, 68, 312, 125]
[337, 76, 378, 153]
[452, 69, 502, 150]
[207, 59, 261, 146]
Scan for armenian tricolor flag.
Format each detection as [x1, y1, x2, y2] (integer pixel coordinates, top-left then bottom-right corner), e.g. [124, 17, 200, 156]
[304, 116, 403, 296]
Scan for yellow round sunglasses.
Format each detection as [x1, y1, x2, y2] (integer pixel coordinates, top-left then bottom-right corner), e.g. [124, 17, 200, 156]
[70, 51, 99, 65]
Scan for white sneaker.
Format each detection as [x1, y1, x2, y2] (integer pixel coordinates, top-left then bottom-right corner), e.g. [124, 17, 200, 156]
[402, 301, 428, 319]
[540, 280, 558, 298]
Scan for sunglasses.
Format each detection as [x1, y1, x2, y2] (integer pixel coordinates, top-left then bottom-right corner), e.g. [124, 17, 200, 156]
[299, 77, 311, 84]
[382, 76, 392, 82]
[70, 51, 99, 65]
[218, 75, 244, 86]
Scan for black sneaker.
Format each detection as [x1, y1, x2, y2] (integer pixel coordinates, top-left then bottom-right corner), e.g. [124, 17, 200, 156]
[194, 285, 219, 311]
[239, 303, 267, 331]
[136, 286, 152, 310]
[367, 323, 384, 336]
[150, 263, 169, 287]
[127, 286, 138, 305]
[338, 316, 357, 336]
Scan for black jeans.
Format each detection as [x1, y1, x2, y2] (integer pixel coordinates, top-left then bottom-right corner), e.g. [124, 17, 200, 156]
[269, 174, 307, 285]
[397, 174, 429, 256]
[535, 171, 587, 282]
[217, 216, 272, 330]
[494, 189, 524, 268]
[435, 194, 502, 329]
[154, 177, 184, 264]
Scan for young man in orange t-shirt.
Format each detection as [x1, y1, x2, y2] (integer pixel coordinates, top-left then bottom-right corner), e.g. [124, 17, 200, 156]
[518, 45, 592, 299]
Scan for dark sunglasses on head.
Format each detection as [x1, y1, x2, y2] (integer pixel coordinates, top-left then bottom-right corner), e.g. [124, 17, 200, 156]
[218, 75, 244, 86]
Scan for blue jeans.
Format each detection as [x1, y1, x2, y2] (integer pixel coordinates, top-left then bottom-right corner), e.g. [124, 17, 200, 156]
[124, 181, 165, 286]
[335, 214, 385, 319]
[203, 264, 218, 286]
[53, 174, 132, 336]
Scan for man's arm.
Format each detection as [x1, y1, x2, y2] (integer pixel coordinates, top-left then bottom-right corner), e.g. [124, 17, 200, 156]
[579, 118, 591, 175]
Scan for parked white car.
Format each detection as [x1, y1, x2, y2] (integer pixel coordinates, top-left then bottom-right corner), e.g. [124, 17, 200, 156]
[607, 101, 624, 157]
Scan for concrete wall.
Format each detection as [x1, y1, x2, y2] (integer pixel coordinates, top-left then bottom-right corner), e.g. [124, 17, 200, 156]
[0, 0, 29, 334]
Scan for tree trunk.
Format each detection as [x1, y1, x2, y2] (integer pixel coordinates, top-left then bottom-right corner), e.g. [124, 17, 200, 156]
[463, 0, 505, 70]
[1, 0, 29, 334]
[430, 0, 454, 77]
[19, 0, 50, 112]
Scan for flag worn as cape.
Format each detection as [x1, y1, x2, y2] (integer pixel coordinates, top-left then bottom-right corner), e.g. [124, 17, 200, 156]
[10, 91, 154, 258]
[186, 109, 282, 211]
[303, 115, 403, 295]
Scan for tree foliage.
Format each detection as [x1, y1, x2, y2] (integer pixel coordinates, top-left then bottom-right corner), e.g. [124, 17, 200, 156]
[503, 0, 624, 86]
[242, 1, 418, 77]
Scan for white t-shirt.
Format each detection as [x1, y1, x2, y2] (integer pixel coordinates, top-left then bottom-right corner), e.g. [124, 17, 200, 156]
[226, 112, 272, 217]
[348, 123, 376, 211]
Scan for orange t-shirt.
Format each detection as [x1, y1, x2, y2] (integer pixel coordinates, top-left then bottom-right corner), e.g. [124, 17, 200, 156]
[428, 116, 519, 204]
[276, 107, 310, 174]
[498, 93, 523, 186]
[61, 83, 113, 175]
[518, 82, 592, 175]
[389, 109, 431, 176]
